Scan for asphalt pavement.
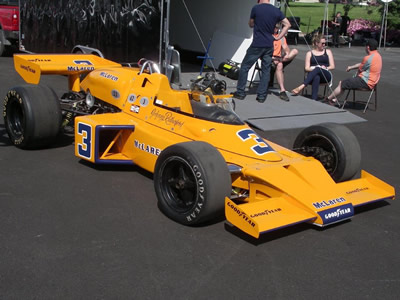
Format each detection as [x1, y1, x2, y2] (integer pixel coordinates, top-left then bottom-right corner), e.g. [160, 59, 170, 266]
[1, 45, 400, 299]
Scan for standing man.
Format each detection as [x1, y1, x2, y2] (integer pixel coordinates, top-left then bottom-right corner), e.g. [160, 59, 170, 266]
[326, 39, 381, 105]
[233, 0, 290, 103]
[332, 11, 342, 48]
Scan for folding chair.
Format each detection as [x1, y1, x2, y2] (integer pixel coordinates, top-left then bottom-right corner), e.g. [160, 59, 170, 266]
[341, 84, 378, 113]
[249, 60, 262, 89]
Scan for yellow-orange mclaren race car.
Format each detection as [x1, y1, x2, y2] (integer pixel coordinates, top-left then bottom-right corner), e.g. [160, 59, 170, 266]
[3, 54, 395, 238]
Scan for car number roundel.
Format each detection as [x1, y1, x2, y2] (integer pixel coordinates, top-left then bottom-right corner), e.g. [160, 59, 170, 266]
[237, 129, 275, 155]
[77, 122, 93, 159]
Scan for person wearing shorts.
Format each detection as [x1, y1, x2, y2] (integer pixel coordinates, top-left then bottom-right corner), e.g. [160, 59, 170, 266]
[326, 39, 381, 105]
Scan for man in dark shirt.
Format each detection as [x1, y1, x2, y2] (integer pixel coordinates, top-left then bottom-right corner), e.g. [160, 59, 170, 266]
[233, 0, 290, 103]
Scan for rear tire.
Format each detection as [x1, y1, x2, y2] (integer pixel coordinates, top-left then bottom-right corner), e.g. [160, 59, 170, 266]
[154, 141, 231, 225]
[3, 85, 62, 149]
[293, 123, 361, 182]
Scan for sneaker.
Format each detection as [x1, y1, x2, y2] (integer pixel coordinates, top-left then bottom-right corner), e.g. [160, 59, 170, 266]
[279, 91, 290, 102]
[256, 96, 266, 103]
[232, 91, 246, 100]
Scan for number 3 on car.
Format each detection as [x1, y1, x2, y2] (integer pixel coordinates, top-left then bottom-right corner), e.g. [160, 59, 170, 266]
[76, 122, 93, 160]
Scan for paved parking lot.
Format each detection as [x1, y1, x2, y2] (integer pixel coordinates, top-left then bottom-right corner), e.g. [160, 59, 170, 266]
[1, 45, 399, 299]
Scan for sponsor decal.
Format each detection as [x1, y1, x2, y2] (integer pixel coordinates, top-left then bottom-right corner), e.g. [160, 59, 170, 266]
[130, 105, 140, 113]
[20, 65, 36, 74]
[318, 203, 354, 224]
[312, 197, 346, 209]
[140, 97, 150, 107]
[149, 108, 184, 128]
[236, 129, 275, 155]
[186, 164, 205, 222]
[100, 71, 118, 81]
[28, 58, 51, 62]
[346, 187, 369, 195]
[250, 208, 282, 218]
[68, 60, 94, 72]
[134, 140, 161, 156]
[111, 89, 120, 99]
[67, 65, 95, 72]
[127, 94, 137, 103]
[73, 60, 93, 65]
[227, 201, 256, 228]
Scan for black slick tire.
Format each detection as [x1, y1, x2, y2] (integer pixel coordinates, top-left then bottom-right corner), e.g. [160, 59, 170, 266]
[154, 141, 231, 225]
[3, 85, 62, 149]
[293, 123, 361, 182]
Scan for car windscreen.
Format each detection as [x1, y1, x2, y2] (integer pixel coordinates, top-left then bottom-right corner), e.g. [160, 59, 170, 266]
[190, 100, 243, 125]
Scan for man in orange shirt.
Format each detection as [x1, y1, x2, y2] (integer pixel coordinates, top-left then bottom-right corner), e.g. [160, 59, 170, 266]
[326, 39, 381, 105]
[270, 23, 298, 101]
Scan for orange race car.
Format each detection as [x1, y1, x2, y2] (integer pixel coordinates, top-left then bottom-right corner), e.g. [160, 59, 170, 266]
[3, 54, 395, 238]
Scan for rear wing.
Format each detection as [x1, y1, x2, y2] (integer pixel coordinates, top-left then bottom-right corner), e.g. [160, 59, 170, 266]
[14, 54, 122, 91]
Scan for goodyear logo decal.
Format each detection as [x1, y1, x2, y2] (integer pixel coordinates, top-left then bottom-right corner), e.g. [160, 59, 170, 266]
[227, 201, 256, 228]
[318, 203, 354, 224]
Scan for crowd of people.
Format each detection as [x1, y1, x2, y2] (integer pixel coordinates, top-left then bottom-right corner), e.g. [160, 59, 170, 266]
[231, 0, 381, 106]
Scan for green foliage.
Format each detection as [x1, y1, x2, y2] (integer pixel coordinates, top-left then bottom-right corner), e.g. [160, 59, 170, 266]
[384, 0, 400, 29]
[284, 2, 384, 33]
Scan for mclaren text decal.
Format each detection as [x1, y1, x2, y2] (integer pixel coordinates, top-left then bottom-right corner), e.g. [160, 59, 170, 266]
[318, 204, 354, 224]
[227, 201, 256, 228]
[77, 122, 92, 159]
[312, 197, 346, 209]
[100, 71, 119, 81]
[68, 60, 94, 72]
[134, 140, 161, 156]
[236, 129, 275, 155]
[149, 108, 184, 128]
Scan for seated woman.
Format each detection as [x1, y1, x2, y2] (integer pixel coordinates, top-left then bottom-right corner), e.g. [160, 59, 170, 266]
[291, 34, 335, 100]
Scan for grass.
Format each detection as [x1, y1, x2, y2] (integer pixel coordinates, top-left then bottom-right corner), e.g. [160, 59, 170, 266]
[283, 3, 386, 34]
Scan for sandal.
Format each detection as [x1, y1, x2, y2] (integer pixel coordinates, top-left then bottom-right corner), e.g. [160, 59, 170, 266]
[328, 98, 339, 107]
[291, 87, 302, 95]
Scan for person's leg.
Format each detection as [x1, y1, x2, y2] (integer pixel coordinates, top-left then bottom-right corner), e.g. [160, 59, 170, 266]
[269, 61, 277, 87]
[234, 47, 260, 98]
[257, 47, 273, 101]
[292, 68, 319, 95]
[311, 75, 322, 100]
[327, 81, 343, 101]
[275, 62, 285, 92]
[282, 49, 298, 64]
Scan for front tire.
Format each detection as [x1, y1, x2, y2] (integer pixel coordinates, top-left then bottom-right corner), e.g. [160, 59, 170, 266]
[293, 123, 361, 182]
[3, 85, 62, 149]
[154, 141, 231, 225]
